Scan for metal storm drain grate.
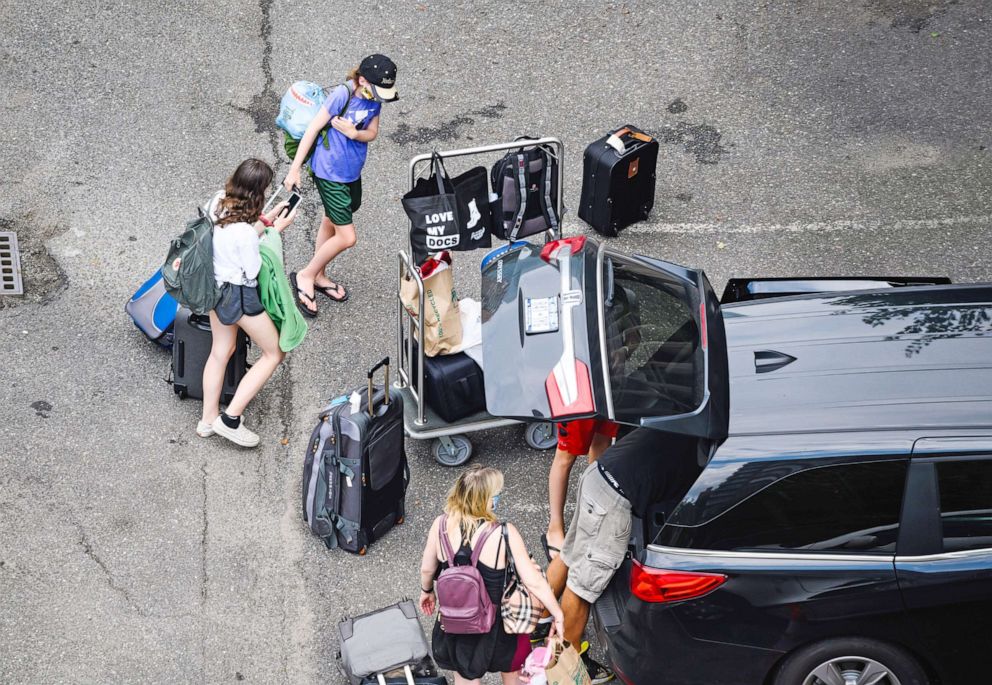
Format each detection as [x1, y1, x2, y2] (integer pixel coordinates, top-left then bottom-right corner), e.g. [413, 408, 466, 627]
[0, 232, 24, 295]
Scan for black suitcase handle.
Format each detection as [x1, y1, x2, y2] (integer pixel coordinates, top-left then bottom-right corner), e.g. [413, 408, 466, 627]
[367, 357, 390, 414]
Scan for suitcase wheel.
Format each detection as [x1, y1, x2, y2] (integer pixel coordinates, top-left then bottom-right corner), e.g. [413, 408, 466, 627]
[358, 546, 367, 556]
[396, 515, 405, 525]
[174, 385, 187, 399]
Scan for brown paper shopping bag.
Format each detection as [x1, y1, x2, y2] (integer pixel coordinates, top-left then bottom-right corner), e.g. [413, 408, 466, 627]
[400, 251, 462, 357]
[543, 637, 591, 685]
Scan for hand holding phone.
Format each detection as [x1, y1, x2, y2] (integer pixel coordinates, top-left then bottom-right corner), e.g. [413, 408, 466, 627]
[280, 190, 301, 217]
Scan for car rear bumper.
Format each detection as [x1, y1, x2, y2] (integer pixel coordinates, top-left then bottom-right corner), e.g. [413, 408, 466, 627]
[592, 564, 783, 685]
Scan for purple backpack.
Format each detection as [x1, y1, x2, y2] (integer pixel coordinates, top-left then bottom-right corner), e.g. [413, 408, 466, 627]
[435, 515, 499, 634]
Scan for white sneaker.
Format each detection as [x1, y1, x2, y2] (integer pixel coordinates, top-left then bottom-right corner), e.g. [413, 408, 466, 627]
[211, 415, 260, 448]
[196, 421, 215, 438]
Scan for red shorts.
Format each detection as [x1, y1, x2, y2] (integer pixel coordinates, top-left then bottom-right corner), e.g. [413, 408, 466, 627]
[557, 419, 619, 456]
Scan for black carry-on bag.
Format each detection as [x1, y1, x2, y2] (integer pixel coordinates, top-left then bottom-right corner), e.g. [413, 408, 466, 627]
[171, 307, 248, 403]
[410, 342, 486, 424]
[579, 125, 659, 237]
[302, 358, 409, 555]
[339, 600, 447, 685]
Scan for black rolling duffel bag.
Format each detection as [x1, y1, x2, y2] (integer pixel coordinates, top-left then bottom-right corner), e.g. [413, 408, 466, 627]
[410, 341, 486, 423]
[302, 358, 409, 555]
[579, 125, 659, 237]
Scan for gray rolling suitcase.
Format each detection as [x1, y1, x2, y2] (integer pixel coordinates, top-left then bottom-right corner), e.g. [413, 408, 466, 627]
[171, 307, 248, 404]
[339, 600, 446, 685]
[302, 358, 409, 555]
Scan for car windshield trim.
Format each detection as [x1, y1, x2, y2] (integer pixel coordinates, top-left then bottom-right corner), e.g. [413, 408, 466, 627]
[597, 241, 616, 420]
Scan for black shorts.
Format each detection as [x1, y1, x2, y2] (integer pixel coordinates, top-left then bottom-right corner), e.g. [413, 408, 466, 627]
[215, 283, 264, 325]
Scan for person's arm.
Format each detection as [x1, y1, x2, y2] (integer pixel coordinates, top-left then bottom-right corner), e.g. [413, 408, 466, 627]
[505, 523, 565, 636]
[419, 516, 442, 616]
[331, 113, 379, 143]
[283, 103, 334, 191]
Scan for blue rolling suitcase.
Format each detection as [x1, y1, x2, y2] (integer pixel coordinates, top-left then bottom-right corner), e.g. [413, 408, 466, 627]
[126, 270, 179, 347]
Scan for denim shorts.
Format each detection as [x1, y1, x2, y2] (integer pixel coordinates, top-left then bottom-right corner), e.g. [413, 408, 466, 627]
[215, 283, 264, 325]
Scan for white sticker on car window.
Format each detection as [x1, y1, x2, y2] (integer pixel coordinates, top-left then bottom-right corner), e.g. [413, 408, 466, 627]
[525, 297, 559, 335]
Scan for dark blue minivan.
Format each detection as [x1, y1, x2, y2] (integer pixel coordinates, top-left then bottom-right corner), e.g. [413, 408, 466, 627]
[481, 237, 992, 685]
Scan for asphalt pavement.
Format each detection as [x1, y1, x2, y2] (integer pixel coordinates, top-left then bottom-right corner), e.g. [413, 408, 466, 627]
[1, 0, 991, 683]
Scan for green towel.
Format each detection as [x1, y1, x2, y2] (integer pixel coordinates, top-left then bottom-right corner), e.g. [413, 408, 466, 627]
[258, 230, 307, 352]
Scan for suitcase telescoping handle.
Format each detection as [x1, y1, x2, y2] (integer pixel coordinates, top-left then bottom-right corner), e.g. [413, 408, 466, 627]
[606, 126, 653, 154]
[375, 665, 415, 685]
[367, 357, 390, 415]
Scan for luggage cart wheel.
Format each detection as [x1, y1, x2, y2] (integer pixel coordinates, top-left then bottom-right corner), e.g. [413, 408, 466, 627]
[431, 435, 473, 467]
[525, 421, 558, 451]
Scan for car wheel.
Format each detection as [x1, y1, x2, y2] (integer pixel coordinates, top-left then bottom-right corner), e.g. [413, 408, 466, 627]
[774, 638, 930, 685]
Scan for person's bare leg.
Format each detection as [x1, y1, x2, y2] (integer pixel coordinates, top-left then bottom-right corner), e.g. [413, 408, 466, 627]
[587, 431, 613, 463]
[453, 675, 481, 685]
[224, 312, 285, 417]
[297, 222, 356, 299]
[201, 311, 237, 425]
[547, 556, 568, 598]
[312, 216, 337, 288]
[546, 447, 580, 553]
[500, 670, 520, 685]
[560, 587, 591, 647]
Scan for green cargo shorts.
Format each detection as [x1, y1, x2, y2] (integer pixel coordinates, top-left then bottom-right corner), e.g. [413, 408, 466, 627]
[313, 176, 362, 226]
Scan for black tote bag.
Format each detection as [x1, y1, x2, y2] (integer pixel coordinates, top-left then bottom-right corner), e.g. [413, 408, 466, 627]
[403, 153, 461, 262]
[450, 165, 493, 252]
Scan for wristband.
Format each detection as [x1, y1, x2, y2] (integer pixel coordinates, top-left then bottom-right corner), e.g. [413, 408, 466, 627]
[258, 214, 274, 228]
[421, 586, 433, 593]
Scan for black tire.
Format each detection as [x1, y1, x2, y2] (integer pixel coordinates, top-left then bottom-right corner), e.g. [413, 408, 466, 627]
[774, 638, 930, 685]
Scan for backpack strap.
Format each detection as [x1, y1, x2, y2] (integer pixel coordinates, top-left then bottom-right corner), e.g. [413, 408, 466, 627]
[538, 146, 559, 235]
[439, 514, 457, 564]
[469, 522, 500, 567]
[509, 153, 528, 241]
[319, 82, 355, 151]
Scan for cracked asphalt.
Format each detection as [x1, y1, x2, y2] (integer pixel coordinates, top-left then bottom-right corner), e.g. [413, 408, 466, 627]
[1, 0, 991, 683]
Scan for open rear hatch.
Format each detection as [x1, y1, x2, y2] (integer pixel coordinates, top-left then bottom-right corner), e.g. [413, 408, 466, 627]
[481, 237, 729, 440]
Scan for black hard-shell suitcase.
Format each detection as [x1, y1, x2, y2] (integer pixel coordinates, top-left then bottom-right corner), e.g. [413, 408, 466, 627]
[171, 307, 248, 403]
[411, 342, 486, 423]
[339, 600, 447, 685]
[302, 358, 409, 555]
[579, 125, 659, 236]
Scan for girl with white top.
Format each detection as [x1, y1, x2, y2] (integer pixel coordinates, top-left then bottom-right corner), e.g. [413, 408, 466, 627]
[198, 158, 298, 447]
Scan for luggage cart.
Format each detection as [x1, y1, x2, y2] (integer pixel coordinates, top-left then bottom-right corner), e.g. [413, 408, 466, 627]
[396, 137, 565, 466]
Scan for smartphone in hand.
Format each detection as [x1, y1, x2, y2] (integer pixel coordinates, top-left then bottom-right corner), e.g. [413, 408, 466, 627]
[281, 191, 301, 217]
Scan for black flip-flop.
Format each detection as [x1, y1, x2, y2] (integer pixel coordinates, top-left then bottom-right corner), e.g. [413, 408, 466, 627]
[314, 281, 349, 303]
[290, 272, 318, 318]
[541, 533, 561, 563]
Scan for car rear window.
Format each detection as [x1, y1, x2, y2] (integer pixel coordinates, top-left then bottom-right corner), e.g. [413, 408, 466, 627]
[658, 460, 908, 554]
[937, 459, 992, 553]
[603, 256, 700, 424]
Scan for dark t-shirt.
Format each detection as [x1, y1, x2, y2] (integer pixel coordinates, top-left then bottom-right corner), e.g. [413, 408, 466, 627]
[597, 427, 702, 518]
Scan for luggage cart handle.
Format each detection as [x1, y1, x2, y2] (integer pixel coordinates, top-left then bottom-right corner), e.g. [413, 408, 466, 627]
[367, 357, 390, 414]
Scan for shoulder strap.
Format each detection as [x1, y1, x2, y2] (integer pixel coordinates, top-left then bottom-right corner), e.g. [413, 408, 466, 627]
[509, 153, 528, 240]
[538, 146, 559, 234]
[438, 514, 457, 564]
[469, 522, 499, 567]
[339, 81, 354, 118]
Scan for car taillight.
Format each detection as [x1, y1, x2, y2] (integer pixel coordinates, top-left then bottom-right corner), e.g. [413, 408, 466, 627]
[629, 559, 727, 603]
[545, 359, 594, 417]
[699, 301, 708, 351]
[540, 236, 587, 263]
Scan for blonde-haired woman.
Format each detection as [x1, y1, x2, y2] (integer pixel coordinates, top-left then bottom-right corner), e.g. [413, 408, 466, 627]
[419, 466, 565, 685]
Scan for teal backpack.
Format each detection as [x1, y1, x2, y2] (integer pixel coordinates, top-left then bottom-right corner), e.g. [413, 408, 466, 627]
[161, 207, 221, 316]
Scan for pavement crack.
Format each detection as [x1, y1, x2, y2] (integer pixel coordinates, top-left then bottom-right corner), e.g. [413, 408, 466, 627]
[78, 529, 148, 617]
[200, 461, 209, 604]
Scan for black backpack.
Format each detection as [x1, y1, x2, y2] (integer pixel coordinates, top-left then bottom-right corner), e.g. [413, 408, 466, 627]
[490, 139, 560, 241]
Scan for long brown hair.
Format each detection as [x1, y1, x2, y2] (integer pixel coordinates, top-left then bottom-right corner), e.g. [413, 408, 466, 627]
[346, 65, 361, 84]
[215, 158, 273, 226]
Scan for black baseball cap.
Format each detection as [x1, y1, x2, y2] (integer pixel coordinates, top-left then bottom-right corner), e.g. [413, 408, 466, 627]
[359, 54, 399, 102]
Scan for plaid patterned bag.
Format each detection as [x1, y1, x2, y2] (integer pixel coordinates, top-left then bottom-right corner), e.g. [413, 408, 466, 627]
[500, 524, 547, 634]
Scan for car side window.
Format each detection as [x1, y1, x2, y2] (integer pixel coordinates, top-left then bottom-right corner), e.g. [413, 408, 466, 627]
[937, 459, 992, 553]
[658, 460, 907, 554]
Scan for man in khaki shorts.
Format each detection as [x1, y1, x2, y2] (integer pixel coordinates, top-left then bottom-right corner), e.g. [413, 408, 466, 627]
[546, 427, 701, 682]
